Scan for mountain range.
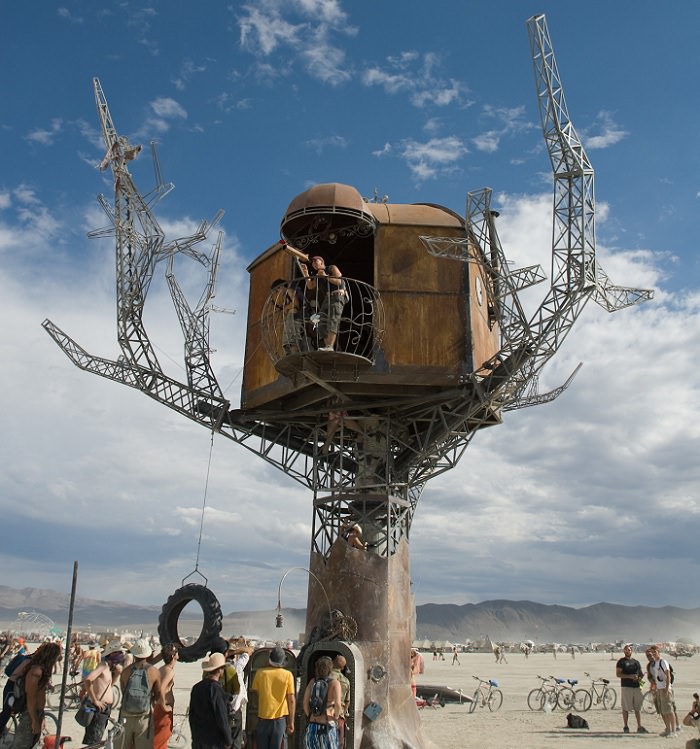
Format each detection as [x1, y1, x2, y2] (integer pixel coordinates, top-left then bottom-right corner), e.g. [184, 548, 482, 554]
[1, 586, 699, 644]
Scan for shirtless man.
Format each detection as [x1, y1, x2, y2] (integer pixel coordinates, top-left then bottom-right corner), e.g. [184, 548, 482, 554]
[153, 643, 178, 749]
[82, 641, 125, 746]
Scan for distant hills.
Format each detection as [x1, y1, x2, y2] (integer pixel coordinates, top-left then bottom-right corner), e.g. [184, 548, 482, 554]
[1, 586, 698, 643]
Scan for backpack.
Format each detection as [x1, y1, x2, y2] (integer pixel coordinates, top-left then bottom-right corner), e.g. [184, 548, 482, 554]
[4, 653, 30, 678]
[222, 664, 240, 695]
[310, 677, 329, 716]
[122, 666, 151, 714]
[10, 674, 27, 713]
[658, 659, 675, 685]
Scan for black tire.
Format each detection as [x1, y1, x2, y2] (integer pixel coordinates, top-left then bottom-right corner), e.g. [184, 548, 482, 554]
[158, 584, 223, 663]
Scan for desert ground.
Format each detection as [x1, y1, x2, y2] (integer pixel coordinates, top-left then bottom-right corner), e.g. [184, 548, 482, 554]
[44, 649, 699, 749]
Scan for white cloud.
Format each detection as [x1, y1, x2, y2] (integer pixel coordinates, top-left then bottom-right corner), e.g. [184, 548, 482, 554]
[305, 135, 349, 154]
[362, 51, 468, 109]
[398, 136, 469, 181]
[583, 111, 629, 150]
[151, 98, 187, 120]
[26, 119, 64, 146]
[236, 1, 355, 85]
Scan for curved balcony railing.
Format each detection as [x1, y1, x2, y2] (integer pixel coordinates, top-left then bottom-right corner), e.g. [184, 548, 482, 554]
[261, 276, 385, 371]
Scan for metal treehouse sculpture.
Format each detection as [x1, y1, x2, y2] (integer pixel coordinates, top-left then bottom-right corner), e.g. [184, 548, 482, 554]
[43, 15, 652, 749]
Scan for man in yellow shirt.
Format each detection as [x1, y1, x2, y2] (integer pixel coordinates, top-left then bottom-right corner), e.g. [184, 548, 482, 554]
[251, 647, 295, 749]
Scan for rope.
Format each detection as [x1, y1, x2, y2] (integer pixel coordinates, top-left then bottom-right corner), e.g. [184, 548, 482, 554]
[190, 427, 216, 578]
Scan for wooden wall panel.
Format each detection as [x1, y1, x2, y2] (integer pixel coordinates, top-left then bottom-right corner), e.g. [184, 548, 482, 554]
[381, 291, 465, 369]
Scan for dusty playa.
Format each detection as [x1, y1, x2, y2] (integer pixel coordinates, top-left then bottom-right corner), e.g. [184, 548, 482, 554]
[50, 649, 699, 749]
[415, 650, 700, 749]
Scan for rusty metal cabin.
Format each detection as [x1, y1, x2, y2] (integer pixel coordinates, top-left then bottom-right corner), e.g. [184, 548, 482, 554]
[241, 182, 500, 416]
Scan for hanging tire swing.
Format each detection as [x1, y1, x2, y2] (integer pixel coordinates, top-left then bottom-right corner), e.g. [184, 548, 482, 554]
[158, 582, 223, 663]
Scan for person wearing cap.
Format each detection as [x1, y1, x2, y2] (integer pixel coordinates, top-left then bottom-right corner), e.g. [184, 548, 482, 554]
[251, 646, 295, 749]
[118, 638, 161, 749]
[207, 636, 247, 749]
[340, 522, 367, 551]
[188, 652, 231, 749]
[81, 640, 125, 746]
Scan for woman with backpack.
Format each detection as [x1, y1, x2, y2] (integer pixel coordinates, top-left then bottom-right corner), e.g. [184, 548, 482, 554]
[11, 641, 61, 749]
[302, 656, 342, 749]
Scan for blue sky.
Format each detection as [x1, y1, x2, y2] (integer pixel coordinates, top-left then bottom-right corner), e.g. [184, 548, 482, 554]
[2, 1, 700, 616]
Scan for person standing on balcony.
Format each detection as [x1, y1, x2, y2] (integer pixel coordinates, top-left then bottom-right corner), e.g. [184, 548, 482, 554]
[306, 257, 347, 351]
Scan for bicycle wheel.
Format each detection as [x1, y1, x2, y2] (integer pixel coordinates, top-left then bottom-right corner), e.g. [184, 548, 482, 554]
[0, 716, 17, 749]
[41, 712, 58, 743]
[63, 688, 82, 711]
[527, 688, 545, 711]
[112, 683, 121, 709]
[45, 684, 60, 710]
[556, 687, 575, 710]
[487, 689, 503, 712]
[642, 690, 657, 714]
[168, 730, 187, 749]
[469, 689, 479, 713]
[602, 686, 617, 710]
[573, 689, 592, 712]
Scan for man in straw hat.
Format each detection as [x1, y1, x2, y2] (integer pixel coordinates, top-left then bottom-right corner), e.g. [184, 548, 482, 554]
[118, 638, 161, 749]
[82, 640, 125, 745]
[251, 646, 295, 749]
[188, 652, 232, 749]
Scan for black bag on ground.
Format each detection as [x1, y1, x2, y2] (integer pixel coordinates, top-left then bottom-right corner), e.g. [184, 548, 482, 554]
[566, 713, 589, 729]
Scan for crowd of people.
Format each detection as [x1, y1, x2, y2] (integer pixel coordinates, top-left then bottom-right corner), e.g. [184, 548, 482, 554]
[0, 633, 355, 749]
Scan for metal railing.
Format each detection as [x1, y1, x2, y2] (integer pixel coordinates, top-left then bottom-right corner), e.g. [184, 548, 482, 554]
[260, 277, 385, 367]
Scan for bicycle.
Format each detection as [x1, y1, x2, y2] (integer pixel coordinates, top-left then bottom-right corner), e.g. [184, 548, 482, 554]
[468, 675, 503, 713]
[573, 672, 617, 711]
[0, 710, 60, 749]
[46, 680, 83, 711]
[642, 689, 658, 714]
[168, 710, 189, 748]
[526, 675, 576, 711]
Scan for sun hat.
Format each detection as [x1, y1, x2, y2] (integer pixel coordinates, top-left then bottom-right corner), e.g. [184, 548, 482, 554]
[102, 640, 124, 656]
[269, 646, 286, 667]
[202, 652, 226, 672]
[130, 639, 152, 659]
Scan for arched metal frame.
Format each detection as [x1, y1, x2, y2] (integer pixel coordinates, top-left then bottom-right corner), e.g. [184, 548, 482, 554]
[260, 276, 385, 368]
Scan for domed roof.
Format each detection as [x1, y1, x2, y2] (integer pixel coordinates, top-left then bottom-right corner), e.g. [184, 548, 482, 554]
[280, 182, 376, 241]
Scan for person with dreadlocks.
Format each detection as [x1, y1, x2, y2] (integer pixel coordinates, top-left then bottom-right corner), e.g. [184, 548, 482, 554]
[11, 641, 61, 749]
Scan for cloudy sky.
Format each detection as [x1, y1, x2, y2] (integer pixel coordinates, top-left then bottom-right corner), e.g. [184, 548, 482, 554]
[2, 1, 700, 619]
